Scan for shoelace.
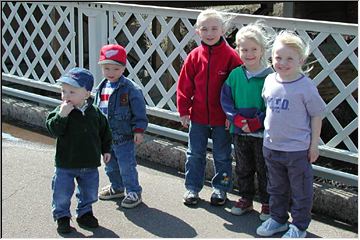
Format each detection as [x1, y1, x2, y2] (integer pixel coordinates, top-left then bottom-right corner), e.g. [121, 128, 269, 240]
[214, 189, 222, 195]
[101, 185, 111, 191]
[126, 192, 138, 201]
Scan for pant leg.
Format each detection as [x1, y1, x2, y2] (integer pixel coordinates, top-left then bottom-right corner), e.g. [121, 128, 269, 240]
[233, 135, 256, 200]
[112, 141, 142, 194]
[185, 122, 210, 193]
[263, 147, 290, 224]
[104, 147, 125, 191]
[75, 168, 99, 217]
[51, 168, 76, 220]
[211, 125, 233, 192]
[286, 150, 313, 231]
[253, 137, 269, 204]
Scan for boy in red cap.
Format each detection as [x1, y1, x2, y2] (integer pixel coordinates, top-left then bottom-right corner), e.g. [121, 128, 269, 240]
[94, 44, 148, 208]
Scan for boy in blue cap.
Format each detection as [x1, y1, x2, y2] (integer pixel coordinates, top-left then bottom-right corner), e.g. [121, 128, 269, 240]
[46, 67, 112, 234]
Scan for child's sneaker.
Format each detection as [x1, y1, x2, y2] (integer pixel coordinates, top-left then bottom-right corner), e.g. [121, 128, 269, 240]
[259, 203, 270, 221]
[231, 198, 253, 215]
[210, 188, 227, 206]
[121, 192, 142, 208]
[76, 211, 99, 228]
[57, 216, 72, 234]
[183, 190, 199, 205]
[282, 224, 307, 238]
[98, 185, 124, 200]
[256, 218, 288, 237]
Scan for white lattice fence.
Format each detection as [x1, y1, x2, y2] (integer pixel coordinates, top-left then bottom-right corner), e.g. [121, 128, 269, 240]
[1, 2, 358, 162]
[2, 2, 76, 83]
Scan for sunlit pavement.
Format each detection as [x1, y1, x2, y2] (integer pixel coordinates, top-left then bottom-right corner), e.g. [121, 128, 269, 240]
[2, 124, 358, 238]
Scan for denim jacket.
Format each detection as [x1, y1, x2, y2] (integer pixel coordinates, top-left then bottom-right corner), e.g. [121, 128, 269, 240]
[94, 75, 148, 144]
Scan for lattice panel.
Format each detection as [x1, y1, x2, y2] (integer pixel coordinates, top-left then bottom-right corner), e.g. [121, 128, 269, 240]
[1, 2, 76, 83]
[1, 2, 358, 154]
[297, 30, 358, 152]
[107, 8, 358, 152]
[109, 11, 200, 111]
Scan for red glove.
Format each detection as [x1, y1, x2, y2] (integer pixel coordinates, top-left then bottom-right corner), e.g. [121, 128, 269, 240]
[247, 117, 262, 132]
[233, 114, 247, 128]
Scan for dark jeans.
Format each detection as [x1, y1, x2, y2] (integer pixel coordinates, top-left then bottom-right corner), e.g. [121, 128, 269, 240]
[263, 146, 313, 231]
[233, 135, 269, 204]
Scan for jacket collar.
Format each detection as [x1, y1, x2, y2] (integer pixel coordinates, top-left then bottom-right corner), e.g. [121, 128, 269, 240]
[96, 75, 126, 91]
[200, 36, 225, 49]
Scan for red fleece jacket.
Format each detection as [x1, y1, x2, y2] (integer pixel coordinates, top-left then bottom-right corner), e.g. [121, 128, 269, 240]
[177, 39, 242, 126]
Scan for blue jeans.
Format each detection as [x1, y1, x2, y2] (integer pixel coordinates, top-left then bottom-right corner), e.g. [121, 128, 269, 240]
[105, 141, 142, 194]
[185, 122, 233, 193]
[51, 167, 99, 221]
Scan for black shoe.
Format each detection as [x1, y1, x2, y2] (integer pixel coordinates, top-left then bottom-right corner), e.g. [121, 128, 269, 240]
[57, 216, 71, 234]
[76, 212, 99, 228]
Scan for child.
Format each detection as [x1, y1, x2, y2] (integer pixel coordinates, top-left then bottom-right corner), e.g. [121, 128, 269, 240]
[46, 67, 112, 234]
[177, 9, 242, 206]
[220, 21, 274, 220]
[256, 31, 326, 238]
[95, 44, 148, 209]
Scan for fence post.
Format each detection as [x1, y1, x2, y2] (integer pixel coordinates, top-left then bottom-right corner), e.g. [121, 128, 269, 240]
[82, 9, 107, 87]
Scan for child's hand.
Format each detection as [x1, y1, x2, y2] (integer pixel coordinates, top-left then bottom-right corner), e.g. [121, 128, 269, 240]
[59, 101, 74, 117]
[241, 123, 251, 133]
[180, 115, 190, 128]
[308, 144, 319, 163]
[102, 153, 111, 164]
[225, 119, 230, 130]
[134, 133, 144, 144]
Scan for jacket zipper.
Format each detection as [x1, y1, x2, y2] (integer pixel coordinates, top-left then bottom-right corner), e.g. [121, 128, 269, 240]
[207, 46, 212, 125]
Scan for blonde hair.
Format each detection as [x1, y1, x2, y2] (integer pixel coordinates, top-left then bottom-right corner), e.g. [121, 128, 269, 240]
[235, 20, 275, 67]
[195, 9, 226, 31]
[272, 30, 312, 73]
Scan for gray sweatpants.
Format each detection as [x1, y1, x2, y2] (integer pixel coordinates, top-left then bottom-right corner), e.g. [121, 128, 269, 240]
[263, 146, 313, 231]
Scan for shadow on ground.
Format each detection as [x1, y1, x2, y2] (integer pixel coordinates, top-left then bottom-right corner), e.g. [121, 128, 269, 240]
[116, 202, 197, 238]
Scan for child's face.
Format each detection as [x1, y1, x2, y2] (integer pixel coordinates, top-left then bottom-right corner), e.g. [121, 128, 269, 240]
[238, 38, 263, 71]
[272, 43, 303, 80]
[101, 63, 125, 82]
[196, 17, 224, 46]
[61, 84, 90, 108]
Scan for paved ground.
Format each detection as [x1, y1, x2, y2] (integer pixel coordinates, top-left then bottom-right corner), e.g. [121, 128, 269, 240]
[1, 124, 358, 238]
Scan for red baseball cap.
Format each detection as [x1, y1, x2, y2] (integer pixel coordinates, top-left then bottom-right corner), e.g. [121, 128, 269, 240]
[98, 44, 126, 65]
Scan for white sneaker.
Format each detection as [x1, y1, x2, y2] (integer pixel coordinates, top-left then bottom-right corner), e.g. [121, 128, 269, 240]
[256, 218, 289, 237]
[183, 190, 199, 205]
[121, 192, 142, 208]
[98, 185, 124, 200]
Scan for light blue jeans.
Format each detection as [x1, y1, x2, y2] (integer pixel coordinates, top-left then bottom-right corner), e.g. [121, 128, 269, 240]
[105, 141, 142, 194]
[185, 122, 233, 193]
[51, 167, 99, 221]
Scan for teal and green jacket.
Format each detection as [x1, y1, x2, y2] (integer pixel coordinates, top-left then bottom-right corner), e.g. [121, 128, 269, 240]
[46, 102, 112, 168]
[220, 65, 273, 134]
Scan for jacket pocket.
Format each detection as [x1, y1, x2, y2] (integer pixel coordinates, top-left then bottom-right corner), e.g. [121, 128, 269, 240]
[110, 107, 132, 135]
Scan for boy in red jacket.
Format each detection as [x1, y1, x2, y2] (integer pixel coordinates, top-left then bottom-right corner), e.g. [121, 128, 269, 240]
[177, 9, 242, 206]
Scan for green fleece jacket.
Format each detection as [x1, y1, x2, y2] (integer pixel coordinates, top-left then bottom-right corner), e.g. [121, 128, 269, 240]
[221, 65, 273, 134]
[46, 103, 112, 168]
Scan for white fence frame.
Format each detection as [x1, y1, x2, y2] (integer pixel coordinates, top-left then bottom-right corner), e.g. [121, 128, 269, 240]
[2, 2, 358, 185]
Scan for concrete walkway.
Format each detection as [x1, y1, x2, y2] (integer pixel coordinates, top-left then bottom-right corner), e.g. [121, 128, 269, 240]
[1, 126, 358, 238]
